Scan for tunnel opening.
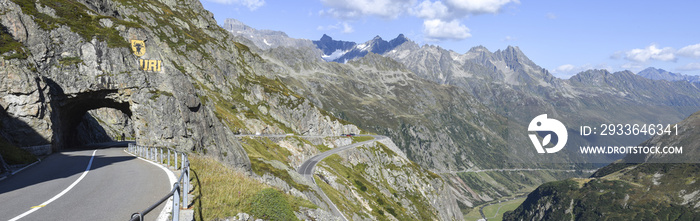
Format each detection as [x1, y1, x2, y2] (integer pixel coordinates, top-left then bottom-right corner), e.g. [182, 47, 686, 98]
[53, 89, 134, 150]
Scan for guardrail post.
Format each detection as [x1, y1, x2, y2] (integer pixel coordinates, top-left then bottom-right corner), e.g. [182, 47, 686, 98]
[183, 169, 189, 209]
[186, 160, 190, 192]
[159, 149, 163, 164]
[181, 154, 185, 171]
[174, 151, 178, 170]
[173, 183, 180, 221]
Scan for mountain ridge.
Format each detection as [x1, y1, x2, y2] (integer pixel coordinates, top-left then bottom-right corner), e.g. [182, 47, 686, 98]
[638, 67, 700, 83]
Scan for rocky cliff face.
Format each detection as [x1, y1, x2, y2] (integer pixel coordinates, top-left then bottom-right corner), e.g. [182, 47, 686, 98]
[0, 0, 465, 220]
[0, 0, 356, 169]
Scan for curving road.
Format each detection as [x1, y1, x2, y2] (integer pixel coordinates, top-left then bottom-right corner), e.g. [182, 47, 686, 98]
[0, 143, 171, 221]
[297, 135, 387, 221]
[478, 195, 526, 221]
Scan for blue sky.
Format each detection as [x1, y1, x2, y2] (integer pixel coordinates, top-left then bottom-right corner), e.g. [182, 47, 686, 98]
[200, 0, 700, 78]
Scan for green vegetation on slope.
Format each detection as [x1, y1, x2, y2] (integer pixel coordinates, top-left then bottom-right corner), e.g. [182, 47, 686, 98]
[317, 146, 439, 220]
[189, 155, 314, 221]
[351, 135, 374, 143]
[504, 164, 700, 220]
[481, 198, 525, 221]
[10, 0, 140, 48]
[247, 188, 298, 221]
[0, 136, 36, 165]
[239, 137, 310, 191]
[0, 24, 28, 60]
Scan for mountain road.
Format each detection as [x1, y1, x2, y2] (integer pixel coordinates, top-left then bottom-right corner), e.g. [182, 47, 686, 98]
[0, 143, 171, 221]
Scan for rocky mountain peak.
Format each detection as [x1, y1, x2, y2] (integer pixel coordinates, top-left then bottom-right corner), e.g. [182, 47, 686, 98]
[320, 34, 333, 42]
[637, 67, 700, 83]
[467, 45, 492, 54]
[223, 18, 247, 30]
[223, 18, 312, 50]
[389, 34, 409, 47]
[494, 45, 527, 60]
[313, 34, 412, 62]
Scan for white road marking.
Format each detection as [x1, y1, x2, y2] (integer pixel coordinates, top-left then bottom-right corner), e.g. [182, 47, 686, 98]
[9, 150, 97, 221]
[123, 149, 177, 221]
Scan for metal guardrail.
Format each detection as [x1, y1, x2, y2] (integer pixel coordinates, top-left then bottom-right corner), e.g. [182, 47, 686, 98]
[127, 143, 190, 221]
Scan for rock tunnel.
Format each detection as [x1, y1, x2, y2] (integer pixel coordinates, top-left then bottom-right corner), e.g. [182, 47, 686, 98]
[52, 89, 133, 150]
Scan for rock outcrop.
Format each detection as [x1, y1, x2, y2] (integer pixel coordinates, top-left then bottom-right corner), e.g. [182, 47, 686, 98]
[0, 0, 463, 220]
[0, 0, 354, 170]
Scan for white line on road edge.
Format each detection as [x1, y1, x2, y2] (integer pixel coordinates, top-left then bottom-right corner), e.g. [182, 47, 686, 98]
[9, 150, 97, 221]
[123, 149, 177, 221]
[10, 159, 41, 175]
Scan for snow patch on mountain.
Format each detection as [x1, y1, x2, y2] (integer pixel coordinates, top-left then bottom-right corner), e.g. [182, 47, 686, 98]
[322, 49, 349, 61]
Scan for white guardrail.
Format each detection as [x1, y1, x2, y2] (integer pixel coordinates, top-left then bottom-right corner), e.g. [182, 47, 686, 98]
[127, 143, 190, 221]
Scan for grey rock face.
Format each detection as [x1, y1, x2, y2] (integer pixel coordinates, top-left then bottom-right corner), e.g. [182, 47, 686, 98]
[0, 0, 254, 169]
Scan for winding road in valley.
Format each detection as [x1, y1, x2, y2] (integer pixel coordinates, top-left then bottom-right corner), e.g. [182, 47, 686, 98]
[0, 143, 171, 221]
[235, 133, 386, 221]
[236, 134, 388, 221]
[297, 134, 386, 221]
[238, 134, 386, 221]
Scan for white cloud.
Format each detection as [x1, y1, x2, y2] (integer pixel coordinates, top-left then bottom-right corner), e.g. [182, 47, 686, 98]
[319, 0, 518, 42]
[677, 62, 700, 71]
[342, 22, 354, 33]
[317, 22, 355, 33]
[502, 36, 516, 41]
[554, 64, 575, 73]
[678, 43, 700, 58]
[621, 62, 645, 70]
[411, 0, 450, 19]
[206, 0, 265, 10]
[317, 23, 340, 31]
[423, 19, 471, 40]
[546, 12, 557, 20]
[445, 0, 519, 14]
[609, 51, 623, 60]
[624, 44, 676, 62]
[320, 0, 415, 19]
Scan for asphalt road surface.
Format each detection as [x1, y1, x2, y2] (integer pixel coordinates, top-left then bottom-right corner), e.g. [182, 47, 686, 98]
[296, 135, 387, 221]
[0, 143, 170, 221]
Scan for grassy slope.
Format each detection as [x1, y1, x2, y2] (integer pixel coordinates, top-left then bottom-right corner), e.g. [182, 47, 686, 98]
[481, 198, 525, 221]
[189, 155, 315, 221]
[504, 164, 700, 220]
[316, 144, 440, 220]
